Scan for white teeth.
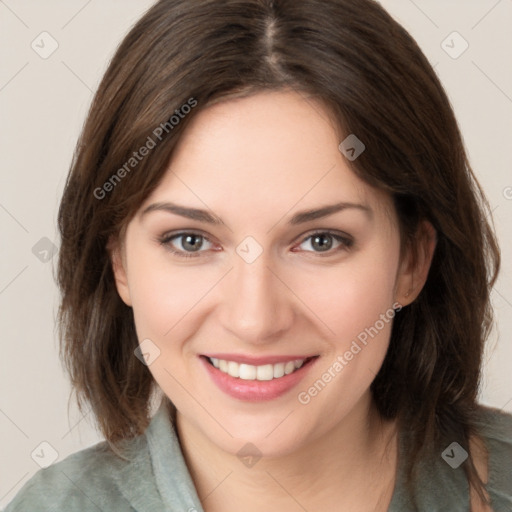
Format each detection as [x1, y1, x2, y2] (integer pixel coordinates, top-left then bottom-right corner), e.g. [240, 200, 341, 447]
[227, 361, 239, 378]
[210, 358, 307, 381]
[256, 364, 274, 381]
[284, 361, 295, 375]
[273, 363, 285, 378]
[239, 363, 256, 380]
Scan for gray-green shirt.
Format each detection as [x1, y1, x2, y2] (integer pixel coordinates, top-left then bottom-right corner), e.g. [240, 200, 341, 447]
[5, 401, 512, 511]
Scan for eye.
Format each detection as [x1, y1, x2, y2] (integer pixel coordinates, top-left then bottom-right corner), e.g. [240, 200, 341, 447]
[160, 232, 215, 258]
[295, 231, 353, 255]
[159, 229, 353, 259]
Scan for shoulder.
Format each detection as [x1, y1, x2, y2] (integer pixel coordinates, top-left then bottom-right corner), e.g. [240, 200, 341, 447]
[4, 434, 150, 512]
[390, 405, 512, 512]
[474, 404, 512, 443]
[472, 405, 512, 510]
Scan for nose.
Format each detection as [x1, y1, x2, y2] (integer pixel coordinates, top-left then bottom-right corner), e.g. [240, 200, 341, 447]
[218, 251, 295, 345]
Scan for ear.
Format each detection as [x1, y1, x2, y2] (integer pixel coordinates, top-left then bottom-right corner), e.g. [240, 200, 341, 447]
[108, 236, 132, 307]
[395, 220, 437, 307]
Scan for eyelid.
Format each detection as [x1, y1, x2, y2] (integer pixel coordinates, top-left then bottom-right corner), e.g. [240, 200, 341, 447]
[159, 230, 218, 258]
[293, 229, 354, 253]
[159, 229, 213, 244]
[158, 228, 354, 258]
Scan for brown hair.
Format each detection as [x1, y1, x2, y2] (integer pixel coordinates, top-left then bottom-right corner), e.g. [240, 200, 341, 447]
[57, 0, 500, 504]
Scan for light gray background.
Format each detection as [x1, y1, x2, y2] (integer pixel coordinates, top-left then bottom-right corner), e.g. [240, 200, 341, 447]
[1, 0, 511, 507]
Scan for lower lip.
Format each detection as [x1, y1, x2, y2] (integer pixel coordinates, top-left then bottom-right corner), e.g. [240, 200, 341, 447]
[200, 356, 318, 402]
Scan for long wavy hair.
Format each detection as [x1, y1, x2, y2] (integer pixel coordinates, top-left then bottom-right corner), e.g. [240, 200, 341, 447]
[57, 0, 500, 504]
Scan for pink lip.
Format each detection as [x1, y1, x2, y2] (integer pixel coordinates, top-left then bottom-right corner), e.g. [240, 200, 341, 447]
[200, 355, 319, 402]
[202, 353, 316, 365]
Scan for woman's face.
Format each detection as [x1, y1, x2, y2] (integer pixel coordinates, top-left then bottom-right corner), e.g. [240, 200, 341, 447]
[113, 90, 416, 457]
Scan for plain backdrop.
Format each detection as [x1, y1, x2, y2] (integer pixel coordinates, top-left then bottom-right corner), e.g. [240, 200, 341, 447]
[0, 0, 511, 508]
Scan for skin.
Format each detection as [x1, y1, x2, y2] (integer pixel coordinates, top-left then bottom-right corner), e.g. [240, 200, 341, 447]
[112, 90, 438, 511]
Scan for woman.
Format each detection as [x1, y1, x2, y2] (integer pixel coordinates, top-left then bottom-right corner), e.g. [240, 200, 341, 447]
[6, 0, 511, 510]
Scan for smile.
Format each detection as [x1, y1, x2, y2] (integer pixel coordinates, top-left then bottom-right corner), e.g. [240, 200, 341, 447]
[201, 354, 319, 401]
[208, 357, 306, 380]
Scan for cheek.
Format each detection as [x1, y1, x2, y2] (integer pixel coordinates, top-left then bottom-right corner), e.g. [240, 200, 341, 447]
[292, 245, 400, 346]
[291, 249, 400, 415]
[126, 245, 215, 341]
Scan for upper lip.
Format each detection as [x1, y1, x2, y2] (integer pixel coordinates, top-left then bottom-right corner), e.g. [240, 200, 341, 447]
[202, 353, 318, 365]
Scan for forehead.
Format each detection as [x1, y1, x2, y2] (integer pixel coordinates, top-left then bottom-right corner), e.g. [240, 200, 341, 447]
[141, 90, 394, 226]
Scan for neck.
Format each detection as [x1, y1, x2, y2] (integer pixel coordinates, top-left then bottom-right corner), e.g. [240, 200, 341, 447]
[176, 392, 398, 512]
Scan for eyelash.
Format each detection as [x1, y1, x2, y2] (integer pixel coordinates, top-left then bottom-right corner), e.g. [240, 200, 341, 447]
[158, 230, 354, 259]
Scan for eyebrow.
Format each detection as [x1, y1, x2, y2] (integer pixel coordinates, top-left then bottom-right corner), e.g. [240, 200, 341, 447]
[140, 201, 372, 225]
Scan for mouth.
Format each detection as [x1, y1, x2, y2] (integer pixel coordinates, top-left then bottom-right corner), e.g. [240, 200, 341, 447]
[200, 354, 319, 401]
[206, 355, 315, 380]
